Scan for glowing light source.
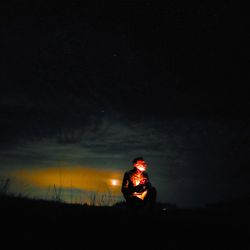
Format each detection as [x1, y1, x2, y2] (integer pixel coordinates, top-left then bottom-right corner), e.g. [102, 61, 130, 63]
[111, 179, 119, 186]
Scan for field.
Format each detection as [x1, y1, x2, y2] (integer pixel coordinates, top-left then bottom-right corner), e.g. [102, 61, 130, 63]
[1, 195, 249, 250]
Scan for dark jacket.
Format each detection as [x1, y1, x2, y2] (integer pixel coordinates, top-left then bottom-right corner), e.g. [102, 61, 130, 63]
[121, 167, 152, 200]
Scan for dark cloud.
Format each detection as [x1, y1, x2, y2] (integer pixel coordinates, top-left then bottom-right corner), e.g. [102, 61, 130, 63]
[1, 114, 249, 206]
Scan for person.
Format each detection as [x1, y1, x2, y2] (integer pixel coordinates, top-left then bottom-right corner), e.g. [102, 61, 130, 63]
[121, 157, 157, 212]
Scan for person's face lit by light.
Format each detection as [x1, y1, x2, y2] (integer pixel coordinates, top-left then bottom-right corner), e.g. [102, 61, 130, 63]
[134, 160, 147, 172]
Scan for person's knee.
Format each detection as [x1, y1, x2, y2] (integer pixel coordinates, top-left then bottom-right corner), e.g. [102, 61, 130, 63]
[149, 187, 157, 199]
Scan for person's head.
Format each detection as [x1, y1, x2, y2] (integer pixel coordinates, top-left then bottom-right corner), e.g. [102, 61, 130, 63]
[132, 157, 147, 172]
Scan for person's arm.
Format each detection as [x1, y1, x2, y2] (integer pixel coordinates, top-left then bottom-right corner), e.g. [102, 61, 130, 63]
[143, 172, 152, 189]
[121, 172, 130, 199]
[133, 184, 147, 193]
[122, 172, 143, 195]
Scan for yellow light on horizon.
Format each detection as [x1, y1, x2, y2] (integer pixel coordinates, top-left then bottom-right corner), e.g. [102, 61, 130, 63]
[111, 179, 119, 186]
[10, 166, 123, 195]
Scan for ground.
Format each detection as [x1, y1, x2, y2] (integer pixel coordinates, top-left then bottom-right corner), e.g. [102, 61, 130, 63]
[0, 195, 249, 250]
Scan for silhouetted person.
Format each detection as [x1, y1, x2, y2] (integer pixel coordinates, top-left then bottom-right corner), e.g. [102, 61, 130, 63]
[121, 157, 157, 212]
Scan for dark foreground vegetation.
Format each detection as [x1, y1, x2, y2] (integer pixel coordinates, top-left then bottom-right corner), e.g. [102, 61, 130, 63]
[0, 194, 249, 250]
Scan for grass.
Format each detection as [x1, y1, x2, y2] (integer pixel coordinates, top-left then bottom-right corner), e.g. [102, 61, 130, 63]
[0, 179, 249, 249]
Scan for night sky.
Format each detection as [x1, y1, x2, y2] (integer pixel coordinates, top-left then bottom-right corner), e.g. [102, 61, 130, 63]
[0, 1, 249, 207]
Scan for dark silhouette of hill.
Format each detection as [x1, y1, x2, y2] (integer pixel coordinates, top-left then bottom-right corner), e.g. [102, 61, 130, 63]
[0, 194, 249, 250]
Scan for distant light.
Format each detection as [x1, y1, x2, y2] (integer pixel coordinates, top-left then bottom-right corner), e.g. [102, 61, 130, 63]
[111, 179, 119, 186]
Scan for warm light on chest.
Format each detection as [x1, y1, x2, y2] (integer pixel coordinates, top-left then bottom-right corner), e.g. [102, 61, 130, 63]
[130, 173, 146, 186]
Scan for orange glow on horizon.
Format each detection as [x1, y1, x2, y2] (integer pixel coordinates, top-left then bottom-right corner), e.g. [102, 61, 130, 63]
[10, 166, 123, 195]
[110, 179, 119, 186]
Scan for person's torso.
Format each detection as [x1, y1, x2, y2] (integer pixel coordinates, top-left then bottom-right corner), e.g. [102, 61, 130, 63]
[125, 169, 149, 199]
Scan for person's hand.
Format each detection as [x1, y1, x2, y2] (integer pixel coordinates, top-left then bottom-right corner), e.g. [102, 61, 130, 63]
[133, 184, 146, 193]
